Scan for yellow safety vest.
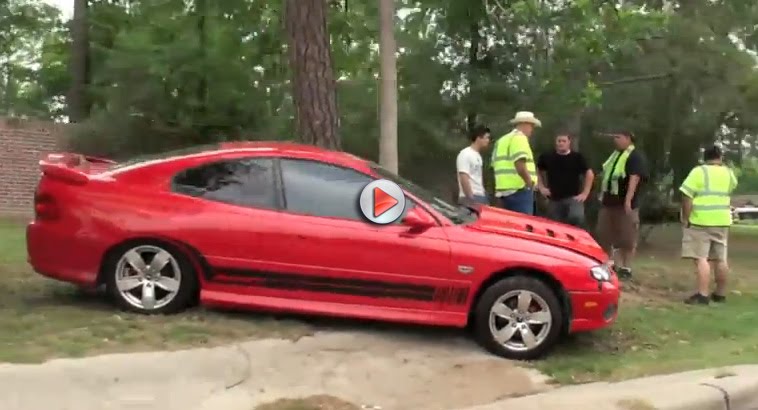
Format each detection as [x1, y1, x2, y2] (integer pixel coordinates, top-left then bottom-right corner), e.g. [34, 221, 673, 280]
[679, 164, 738, 226]
[491, 130, 538, 191]
[601, 145, 636, 195]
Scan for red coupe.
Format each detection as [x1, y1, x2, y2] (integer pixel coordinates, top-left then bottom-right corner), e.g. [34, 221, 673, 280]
[27, 142, 620, 360]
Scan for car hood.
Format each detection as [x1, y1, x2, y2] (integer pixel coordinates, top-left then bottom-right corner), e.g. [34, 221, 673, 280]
[466, 206, 608, 263]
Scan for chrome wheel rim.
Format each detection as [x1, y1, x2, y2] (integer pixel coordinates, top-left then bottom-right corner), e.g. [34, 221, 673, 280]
[488, 290, 552, 352]
[115, 245, 181, 310]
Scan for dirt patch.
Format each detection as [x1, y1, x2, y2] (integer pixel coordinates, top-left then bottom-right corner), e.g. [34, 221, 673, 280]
[0, 330, 550, 410]
[255, 395, 360, 410]
[617, 398, 658, 410]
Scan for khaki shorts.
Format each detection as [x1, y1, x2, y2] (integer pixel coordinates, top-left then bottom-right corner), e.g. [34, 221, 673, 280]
[681, 226, 728, 261]
[596, 206, 639, 251]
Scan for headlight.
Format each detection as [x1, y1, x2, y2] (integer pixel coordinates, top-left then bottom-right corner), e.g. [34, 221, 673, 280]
[590, 264, 611, 281]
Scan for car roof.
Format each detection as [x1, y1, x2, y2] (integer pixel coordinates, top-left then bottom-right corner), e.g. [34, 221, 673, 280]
[107, 141, 371, 175]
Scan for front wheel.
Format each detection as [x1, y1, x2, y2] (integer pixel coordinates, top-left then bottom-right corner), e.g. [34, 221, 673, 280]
[473, 276, 563, 360]
[104, 241, 198, 315]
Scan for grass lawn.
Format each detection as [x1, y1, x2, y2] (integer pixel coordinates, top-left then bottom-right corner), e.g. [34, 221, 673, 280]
[3, 218, 757, 386]
[537, 223, 758, 384]
[0, 218, 312, 363]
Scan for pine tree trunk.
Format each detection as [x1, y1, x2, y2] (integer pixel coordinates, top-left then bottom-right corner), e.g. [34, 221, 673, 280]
[378, 0, 398, 173]
[69, 0, 90, 122]
[284, 0, 341, 149]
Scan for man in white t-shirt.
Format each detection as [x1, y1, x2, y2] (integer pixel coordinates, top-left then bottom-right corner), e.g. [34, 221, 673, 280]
[456, 125, 491, 205]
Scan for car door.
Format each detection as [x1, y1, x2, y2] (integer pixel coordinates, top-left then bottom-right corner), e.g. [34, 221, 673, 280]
[169, 156, 299, 283]
[246, 158, 456, 312]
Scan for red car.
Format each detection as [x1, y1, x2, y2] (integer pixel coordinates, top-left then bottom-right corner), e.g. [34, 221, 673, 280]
[27, 142, 619, 360]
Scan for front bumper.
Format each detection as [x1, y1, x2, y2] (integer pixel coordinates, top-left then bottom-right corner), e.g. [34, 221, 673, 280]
[567, 280, 620, 333]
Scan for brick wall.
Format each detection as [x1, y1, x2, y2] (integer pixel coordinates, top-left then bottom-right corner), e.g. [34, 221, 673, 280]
[0, 117, 68, 216]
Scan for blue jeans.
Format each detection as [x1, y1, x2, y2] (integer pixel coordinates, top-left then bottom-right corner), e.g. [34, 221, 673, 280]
[498, 189, 534, 215]
[547, 197, 585, 227]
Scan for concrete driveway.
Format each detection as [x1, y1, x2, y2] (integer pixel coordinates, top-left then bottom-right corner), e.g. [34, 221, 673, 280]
[0, 328, 551, 410]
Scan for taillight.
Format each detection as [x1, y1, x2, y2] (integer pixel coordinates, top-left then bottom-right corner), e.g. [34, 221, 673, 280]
[34, 191, 60, 220]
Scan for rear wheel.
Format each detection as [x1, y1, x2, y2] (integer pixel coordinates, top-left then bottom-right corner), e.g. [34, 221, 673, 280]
[104, 241, 197, 314]
[473, 276, 563, 360]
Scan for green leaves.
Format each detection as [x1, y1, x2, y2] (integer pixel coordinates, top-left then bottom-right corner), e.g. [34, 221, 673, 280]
[581, 81, 603, 108]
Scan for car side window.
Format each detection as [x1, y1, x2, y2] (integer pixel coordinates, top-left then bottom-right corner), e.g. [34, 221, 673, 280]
[172, 158, 278, 209]
[280, 159, 372, 221]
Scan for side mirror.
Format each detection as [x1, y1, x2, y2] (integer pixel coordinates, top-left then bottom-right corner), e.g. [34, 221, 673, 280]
[401, 207, 436, 229]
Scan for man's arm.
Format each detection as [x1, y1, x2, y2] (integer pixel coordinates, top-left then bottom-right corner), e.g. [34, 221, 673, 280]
[456, 152, 475, 198]
[490, 138, 499, 166]
[578, 154, 594, 197]
[537, 170, 548, 189]
[515, 159, 533, 187]
[625, 175, 640, 209]
[511, 135, 534, 187]
[729, 168, 739, 193]
[536, 154, 549, 193]
[624, 152, 646, 210]
[679, 168, 700, 224]
[681, 195, 693, 224]
[458, 172, 474, 198]
[581, 169, 595, 195]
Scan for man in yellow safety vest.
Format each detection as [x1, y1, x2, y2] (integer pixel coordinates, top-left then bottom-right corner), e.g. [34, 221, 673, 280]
[679, 145, 738, 305]
[596, 131, 648, 281]
[491, 111, 541, 215]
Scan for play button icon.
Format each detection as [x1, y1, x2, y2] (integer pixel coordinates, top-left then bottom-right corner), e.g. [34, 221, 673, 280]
[359, 179, 406, 224]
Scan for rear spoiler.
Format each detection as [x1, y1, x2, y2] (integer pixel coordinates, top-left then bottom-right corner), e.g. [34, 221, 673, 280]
[39, 153, 117, 185]
[44, 153, 117, 167]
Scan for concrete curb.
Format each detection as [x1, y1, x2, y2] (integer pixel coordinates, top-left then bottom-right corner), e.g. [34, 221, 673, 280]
[458, 365, 758, 410]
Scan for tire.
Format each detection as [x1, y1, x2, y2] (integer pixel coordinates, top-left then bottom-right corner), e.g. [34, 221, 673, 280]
[473, 275, 564, 360]
[104, 240, 198, 315]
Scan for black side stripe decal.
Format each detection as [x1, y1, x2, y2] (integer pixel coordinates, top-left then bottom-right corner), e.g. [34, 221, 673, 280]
[209, 267, 470, 305]
[211, 267, 436, 301]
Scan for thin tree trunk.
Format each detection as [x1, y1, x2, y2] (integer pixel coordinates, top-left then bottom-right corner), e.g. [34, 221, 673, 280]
[466, 22, 480, 131]
[68, 0, 90, 122]
[196, 0, 207, 123]
[378, 0, 398, 173]
[284, 0, 341, 149]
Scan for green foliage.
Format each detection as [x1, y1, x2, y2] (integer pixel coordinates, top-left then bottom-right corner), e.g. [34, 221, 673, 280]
[735, 158, 758, 194]
[0, 0, 67, 118]
[3, 0, 758, 193]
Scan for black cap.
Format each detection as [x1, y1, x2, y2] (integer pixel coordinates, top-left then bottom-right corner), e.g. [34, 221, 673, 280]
[703, 145, 723, 161]
[597, 130, 636, 142]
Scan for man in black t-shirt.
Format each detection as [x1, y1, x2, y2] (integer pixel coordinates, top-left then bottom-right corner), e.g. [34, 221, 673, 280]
[536, 133, 594, 227]
[596, 131, 649, 281]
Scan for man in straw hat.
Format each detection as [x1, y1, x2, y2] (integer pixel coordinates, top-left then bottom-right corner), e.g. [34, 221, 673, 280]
[491, 111, 541, 215]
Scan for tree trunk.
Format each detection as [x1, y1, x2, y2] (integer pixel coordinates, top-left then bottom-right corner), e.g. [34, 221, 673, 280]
[378, 0, 398, 173]
[284, 0, 341, 149]
[466, 22, 480, 132]
[69, 0, 90, 122]
[196, 0, 207, 122]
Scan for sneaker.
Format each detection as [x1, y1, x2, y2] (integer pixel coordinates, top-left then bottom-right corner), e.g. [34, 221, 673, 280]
[710, 293, 726, 303]
[684, 293, 710, 305]
[617, 267, 633, 281]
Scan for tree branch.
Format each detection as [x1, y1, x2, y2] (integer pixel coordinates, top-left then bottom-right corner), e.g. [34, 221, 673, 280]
[597, 72, 673, 87]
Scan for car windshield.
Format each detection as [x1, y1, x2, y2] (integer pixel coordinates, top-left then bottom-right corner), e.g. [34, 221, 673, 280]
[369, 162, 478, 225]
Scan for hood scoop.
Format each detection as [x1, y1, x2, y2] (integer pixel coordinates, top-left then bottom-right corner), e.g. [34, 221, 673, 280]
[523, 223, 567, 241]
